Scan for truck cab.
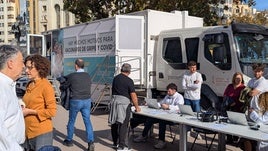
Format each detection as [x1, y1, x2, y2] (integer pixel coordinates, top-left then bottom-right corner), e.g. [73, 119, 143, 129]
[155, 23, 268, 98]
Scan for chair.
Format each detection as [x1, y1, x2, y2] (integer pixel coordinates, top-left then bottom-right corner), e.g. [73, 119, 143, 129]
[191, 128, 217, 151]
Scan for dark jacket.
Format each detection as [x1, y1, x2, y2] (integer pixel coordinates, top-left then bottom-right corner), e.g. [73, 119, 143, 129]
[58, 77, 70, 110]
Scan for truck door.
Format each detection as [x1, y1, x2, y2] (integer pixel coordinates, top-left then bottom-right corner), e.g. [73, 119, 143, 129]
[27, 34, 46, 56]
[199, 32, 234, 96]
[156, 32, 187, 92]
[115, 15, 144, 86]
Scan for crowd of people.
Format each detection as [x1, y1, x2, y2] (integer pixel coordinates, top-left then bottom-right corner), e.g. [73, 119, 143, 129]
[2, 43, 268, 151]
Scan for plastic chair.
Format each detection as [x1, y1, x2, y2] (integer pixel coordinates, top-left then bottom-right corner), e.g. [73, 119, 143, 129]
[191, 128, 217, 151]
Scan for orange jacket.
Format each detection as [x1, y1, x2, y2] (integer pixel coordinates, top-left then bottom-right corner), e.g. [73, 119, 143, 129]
[23, 78, 57, 139]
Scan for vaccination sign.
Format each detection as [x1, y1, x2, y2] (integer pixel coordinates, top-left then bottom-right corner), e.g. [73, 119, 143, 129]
[63, 31, 115, 57]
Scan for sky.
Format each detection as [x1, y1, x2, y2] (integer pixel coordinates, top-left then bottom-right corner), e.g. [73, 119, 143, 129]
[254, 0, 268, 11]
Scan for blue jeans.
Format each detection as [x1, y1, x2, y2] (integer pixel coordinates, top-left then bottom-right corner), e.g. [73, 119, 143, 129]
[67, 98, 94, 142]
[184, 98, 201, 112]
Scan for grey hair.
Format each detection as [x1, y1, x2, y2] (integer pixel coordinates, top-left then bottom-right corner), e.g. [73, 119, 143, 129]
[0, 45, 21, 70]
[121, 63, 131, 73]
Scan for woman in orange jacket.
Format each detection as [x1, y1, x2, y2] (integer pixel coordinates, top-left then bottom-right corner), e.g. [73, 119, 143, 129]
[22, 54, 57, 151]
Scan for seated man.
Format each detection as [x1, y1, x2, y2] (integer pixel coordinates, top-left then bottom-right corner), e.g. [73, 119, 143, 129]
[133, 83, 184, 149]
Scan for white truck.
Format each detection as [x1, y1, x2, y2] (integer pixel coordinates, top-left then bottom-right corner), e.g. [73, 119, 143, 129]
[26, 9, 268, 111]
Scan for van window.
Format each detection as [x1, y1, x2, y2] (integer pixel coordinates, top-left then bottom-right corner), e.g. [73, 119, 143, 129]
[162, 37, 182, 64]
[185, 38, 199, 62]
[204, 33, 231, 70]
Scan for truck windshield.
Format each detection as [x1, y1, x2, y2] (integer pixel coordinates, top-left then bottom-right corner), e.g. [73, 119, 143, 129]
[235, 33, 268, 63]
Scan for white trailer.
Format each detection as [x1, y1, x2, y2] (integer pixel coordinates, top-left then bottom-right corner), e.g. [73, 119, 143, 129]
[39, 9, 203, 111]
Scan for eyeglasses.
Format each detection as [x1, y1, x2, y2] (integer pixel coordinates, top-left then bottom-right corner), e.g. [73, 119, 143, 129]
[25, 66, 35, 71]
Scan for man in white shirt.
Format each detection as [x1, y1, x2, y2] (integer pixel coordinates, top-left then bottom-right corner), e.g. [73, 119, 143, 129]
[241, 63, 268, 151]
[182, 61, 203, 112]
[133, 83, 184, 149]
[0, 45, 25, 151]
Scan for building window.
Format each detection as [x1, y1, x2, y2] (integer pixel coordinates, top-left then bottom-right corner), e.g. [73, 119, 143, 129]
[7, 6, 14, 11]
[42, 5, 47, 12]
[8, 22, 13, 27]
[43, 24, 47, 31]
[236, 8, 240, 13]
[55, 4, 60, 28]
[7, 14, 14, 19]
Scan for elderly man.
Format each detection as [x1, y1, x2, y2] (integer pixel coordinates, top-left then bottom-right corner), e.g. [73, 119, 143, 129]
[0, 45, 25, 150]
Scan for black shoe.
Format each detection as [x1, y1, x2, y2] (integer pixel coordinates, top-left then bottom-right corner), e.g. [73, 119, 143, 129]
[88, 142, 95, 151]
[112, 144, 118, 149]
[63, 139, 73, 146]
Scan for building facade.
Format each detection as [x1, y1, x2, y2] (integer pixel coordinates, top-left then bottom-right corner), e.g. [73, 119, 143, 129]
[0, 0, 20, 44]
[27, 0, 75, 34]
[0, 0, 75, 44]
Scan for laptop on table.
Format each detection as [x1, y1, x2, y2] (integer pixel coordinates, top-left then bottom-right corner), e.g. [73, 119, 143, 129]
[227, 111, 249, 126]
[178, 105, 195, 116]
[145, 98, 160, 109]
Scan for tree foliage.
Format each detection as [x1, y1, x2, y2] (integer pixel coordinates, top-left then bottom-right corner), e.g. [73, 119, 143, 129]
[63, 0, 222, 26]
[63, 0, 264, 26]
[231, 12, 268, 26]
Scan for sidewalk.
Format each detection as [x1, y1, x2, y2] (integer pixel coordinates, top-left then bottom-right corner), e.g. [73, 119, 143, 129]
[53, 105, 242, 151]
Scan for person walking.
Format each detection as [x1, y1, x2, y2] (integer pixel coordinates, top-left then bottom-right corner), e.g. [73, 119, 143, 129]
[63, 58, 95, 151]
[22, 54, 57, 151]
[0, 45, 25, 151]
[108, 63, 141, 151]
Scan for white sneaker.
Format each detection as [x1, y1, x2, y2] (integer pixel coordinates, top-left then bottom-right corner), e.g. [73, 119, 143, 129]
[133, 135, 147, 143]
[154, 140, 167, 149]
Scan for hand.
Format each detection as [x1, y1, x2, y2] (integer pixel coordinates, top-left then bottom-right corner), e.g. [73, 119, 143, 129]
[248, 108, 254, 114]
[22, 108, 37, 116]
[194, 80, 199, 84]
[135, 106, 141, 112]
[161, 104, 169, 110]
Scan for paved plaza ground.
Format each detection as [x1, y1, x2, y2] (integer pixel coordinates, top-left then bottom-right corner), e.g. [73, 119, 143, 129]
[52, 105, 243, 151]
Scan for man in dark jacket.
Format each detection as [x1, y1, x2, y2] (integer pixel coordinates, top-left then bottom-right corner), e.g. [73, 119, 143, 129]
[63, 59, 94, 151]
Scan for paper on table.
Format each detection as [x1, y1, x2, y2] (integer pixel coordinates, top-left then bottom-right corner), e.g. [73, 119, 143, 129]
[144, 109, 169, 115]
